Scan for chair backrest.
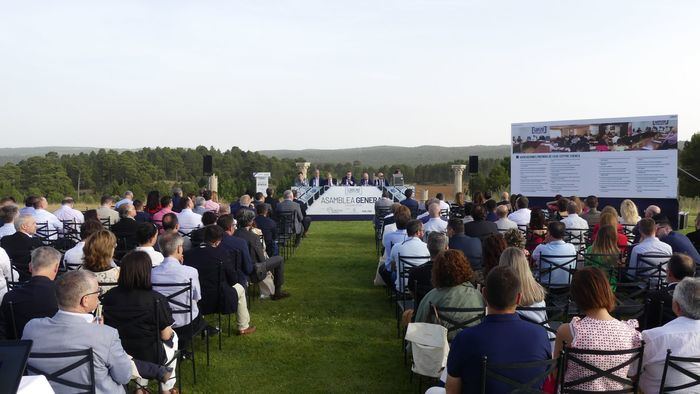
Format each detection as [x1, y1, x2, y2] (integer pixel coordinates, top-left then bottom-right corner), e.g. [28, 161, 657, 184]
[660, 349, 700, 392]
[62, 220, 82, 242]
[481, 354, 561, 394]
[432, 303, 485, 336]
[152, 280, 194, 327]
[396, 254, 430, 293]
[27, 348, 96, 394]
[276, 211, 295, 235]
[632, 253, 671, 289]
[559, 344, 644, 393]
[564, 228, 589, 248]
[102, 298, 163, 365]
[516, 302, 570, 342]
[611, 281, 650, 322]
[536, 254, 578, 288]
[99, 217, 111, 229]
[35, 222, 59, 243]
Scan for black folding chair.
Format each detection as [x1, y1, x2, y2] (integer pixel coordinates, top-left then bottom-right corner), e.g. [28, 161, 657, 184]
[27, 348, 96, 394]
[628, 253, 671, 290]
[394, 254, 429, 337]
[612, 281, 650, 323]
[99, 217, 112, 229]
[660, 349, 700, 392]
[559, 344, 644, 393]
[432, 303, 486, 339]
[516, 302, 570, 342]
[565, 228, 590, 251]
[535, 254, 578, 289]
[152, 279, 207, 383]
[35, 222, 59, 247]
[480, 355, 561, 394]
[275, 212, 296, 259]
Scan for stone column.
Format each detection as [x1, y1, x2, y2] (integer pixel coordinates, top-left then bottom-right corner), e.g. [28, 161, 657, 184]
[208, 174, 218, 193]
[295, 162, 311, 178]
[451, 165, 466, 196]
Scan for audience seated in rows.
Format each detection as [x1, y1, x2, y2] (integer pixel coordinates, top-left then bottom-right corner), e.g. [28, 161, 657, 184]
[481, 233, 507, 278]
[643, 253, 696, 329]
[159, 213, 193, 252]
[628, 218, 673, 282]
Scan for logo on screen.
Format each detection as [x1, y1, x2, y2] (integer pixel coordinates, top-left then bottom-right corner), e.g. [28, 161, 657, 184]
[531, 126, 547, 135]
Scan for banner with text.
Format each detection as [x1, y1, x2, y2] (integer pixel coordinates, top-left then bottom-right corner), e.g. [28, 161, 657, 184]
[307, 186, 382, 216]
[511, 115, 678, 198]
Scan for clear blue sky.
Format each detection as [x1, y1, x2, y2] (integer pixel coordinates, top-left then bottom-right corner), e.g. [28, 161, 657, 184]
[1, 1, 698, 151]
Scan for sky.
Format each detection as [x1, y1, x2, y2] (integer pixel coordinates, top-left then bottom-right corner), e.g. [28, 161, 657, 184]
[1, 1, 699, 151]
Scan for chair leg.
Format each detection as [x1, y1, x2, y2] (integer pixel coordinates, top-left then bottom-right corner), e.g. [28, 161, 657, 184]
[218, 314, 222, 350]
[206, 330, 210, 366]
[228, 314, 232, 337]
[191, 334, 197, 385]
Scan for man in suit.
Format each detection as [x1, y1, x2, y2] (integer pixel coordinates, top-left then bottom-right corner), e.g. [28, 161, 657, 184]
[292, 190, 312, 236]
[110, 203, 139, 250]
[447, 219, 483, 271]
[294, 172, 308, 187]
[323, 172, 336, 187]
[184, 225, 255, 335]
[235, 210, 289, 300]
[0, 247, 60, 339]
[400, 189, 419, 218]
[276, 190, 305, 239]
[264, 188, 279, 211]
[374, 172, 387, 188]
[21, 270, 133, 393]
[359, 172, 371, 186]
[309, 168, 323, 188]
[254, 204, 278, 257]
[464, 205, 499, 240]
[0, 214, 43, 281]
[341, 171, 356, 186]
[216, 214, 254, 285]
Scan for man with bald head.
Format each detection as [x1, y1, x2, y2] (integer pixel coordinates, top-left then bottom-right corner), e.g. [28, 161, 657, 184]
[0, 214, 43, 281]
[423, 202, 448, 234]
[633, 204, 663, 244]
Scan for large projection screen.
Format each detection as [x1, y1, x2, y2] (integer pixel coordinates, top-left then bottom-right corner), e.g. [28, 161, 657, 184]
[511, 115, 678, 199]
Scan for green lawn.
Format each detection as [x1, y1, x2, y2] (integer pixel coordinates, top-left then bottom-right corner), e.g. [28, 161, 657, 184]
[177, 221, 413, 393]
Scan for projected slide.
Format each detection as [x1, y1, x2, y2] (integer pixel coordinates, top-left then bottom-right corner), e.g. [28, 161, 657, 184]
[510, 115, 678, 198]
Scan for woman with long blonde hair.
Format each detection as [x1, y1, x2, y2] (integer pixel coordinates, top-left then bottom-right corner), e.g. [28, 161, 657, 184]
[498, 247, 553, 339]
[619, 199, 640, 225]
[592, 212, 629, 253]
[82, 229, 120, 292]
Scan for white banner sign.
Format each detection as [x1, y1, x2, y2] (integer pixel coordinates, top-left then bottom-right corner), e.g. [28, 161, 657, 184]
[511, 115, 678, 198]
[253, 172, 271, 194]
[307, 186, 382, 216]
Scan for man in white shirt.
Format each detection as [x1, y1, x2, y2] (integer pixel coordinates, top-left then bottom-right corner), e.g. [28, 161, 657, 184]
[390, 220, 430, 291]
[423, 202, 448, 234]
[378, 206, 411, 286]
[0, 204, 18, 239]
[135, 222, 164, 267]
[33, 197, 62, 239]
[96, 195, 120, 226]
[114, 191, 134, 209]
[640, 277, 700, 393]
[532, 222, 577, 287]
[494, 205, 518, 232]
[53, 197, 84, 229]
[152, 232, 204, 349]
[560, 200, 589, 246]
[436, 193, 451, 213]
[629, 218, 673, 283]
[176, 197, 203, 234]
[508, 196, 532, 226]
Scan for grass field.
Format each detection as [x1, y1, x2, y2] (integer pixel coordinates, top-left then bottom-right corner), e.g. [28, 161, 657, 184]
[175, 221, 413, 393]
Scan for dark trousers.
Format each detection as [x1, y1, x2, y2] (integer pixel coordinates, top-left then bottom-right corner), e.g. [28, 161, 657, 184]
[378, 264, 393, 288]
[174, 314, 207, 350]
[302, 217, 312, 233]
[133, 359, 165, 380]
[257, 256, 285, 291]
